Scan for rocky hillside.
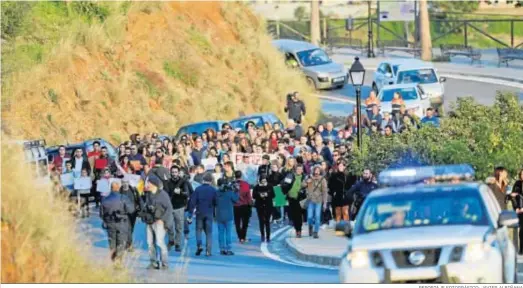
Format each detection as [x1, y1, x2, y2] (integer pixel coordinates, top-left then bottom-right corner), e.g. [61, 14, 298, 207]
[1, 1, 318, 145]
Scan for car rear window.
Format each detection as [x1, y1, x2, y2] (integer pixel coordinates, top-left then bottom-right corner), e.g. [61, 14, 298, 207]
[381, 87, 418, 102]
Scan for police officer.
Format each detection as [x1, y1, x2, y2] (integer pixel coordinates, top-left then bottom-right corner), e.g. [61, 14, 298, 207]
[100, 181, 135, 267]
[346, 168, 378, 219]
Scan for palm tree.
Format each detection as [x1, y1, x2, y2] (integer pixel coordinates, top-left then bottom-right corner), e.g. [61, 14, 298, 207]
[419, 0, 432, 61]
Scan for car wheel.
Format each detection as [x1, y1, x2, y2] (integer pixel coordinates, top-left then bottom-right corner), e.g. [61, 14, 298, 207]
[372, 82, 378, 94]
[306, 77, 317, 90]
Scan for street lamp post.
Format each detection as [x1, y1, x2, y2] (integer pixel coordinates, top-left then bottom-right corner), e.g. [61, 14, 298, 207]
[349, 57, 366, 151]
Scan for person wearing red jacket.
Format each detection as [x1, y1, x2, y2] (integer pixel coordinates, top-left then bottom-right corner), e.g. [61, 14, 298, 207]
[233, 170, 252, 244]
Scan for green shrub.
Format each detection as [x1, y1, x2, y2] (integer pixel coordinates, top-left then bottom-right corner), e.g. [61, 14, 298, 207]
[163, 61, 199, 88]
[348, 93, 523, 181]
[1, 1, 31, 39]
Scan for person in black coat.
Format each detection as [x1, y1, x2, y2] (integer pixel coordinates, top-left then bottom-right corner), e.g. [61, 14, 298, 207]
[253, 176, 275, 242]
[328, 161, 357, 223]
[119, 178, 142, 251]
[267, 161, 284, 222]
[165, 165, 191, 252]
[509, 169, 523, 254]
[346, 168, 378, 219]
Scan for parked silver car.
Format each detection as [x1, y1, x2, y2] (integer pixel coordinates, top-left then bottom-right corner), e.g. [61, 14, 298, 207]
[273, 39, 347, 90]
[372, 59, 446, 107]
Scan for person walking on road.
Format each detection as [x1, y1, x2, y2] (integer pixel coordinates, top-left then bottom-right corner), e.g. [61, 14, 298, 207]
[189, 173, 217, 257]
[141, 175, 173, 270]
[329, 161, 356, 223]
[166, 165, 191, 252]
[100, 182, 135, 268]
[306, 165, 328, 239]
[253, 176, 275, 242]
[284, 92, 306, 124]
[216, 177, 239, 255]
[119, 178, 141, 252]
[281, 164, 307, 238]
[347, 169, 378, 219]
[234, 170, 252, 244]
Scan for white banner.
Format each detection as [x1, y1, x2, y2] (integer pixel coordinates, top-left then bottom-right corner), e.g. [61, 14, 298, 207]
[231, 153, 278, 167]
[379, 0, 415, 22]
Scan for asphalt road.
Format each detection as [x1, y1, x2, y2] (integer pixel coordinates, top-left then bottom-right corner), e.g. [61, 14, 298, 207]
[319, 77, 523, 117]
[79, 207, 338, 283]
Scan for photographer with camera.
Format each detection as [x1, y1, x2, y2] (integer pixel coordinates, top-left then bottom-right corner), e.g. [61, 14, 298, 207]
[216, 175, 240, 255]
[141, 175, 174, 270]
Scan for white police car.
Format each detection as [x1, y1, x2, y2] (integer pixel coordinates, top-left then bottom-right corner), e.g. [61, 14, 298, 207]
[339, 165, 518, 284]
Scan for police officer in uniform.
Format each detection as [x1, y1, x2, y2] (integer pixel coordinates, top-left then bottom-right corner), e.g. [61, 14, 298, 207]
[100, 182, 135, 267]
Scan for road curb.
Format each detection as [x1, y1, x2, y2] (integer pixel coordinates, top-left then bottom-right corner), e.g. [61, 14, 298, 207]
[283, 237, 341, 267]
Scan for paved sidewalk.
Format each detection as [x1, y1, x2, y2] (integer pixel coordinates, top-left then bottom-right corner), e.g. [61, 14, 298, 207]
[283, 225, 348, 267]
[330, 48, 523, 84]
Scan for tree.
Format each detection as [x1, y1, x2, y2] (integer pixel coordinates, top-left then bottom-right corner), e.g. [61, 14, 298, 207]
[294, 6, 307, 21]
[310, 0, 321, 45]
[347, 93, 523, 182]
[419, 0, 432, 61]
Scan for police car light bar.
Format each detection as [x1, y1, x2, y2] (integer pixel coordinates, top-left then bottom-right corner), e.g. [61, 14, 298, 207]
[378, 164, 475, 186]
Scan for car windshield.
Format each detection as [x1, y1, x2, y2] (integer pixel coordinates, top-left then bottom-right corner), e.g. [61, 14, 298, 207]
[296, 48, 332, 67]
[230, 117, 264, 130]
[397, 68, 438, 84]
[381, 87, 418, 102]
[355, 189, 488, 234]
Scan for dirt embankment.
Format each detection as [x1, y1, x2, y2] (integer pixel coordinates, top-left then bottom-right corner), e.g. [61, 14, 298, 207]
[1, 1, 318, 145]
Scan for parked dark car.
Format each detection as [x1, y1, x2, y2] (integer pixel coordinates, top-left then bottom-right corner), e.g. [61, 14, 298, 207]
[229, 113, 284, 131]
[175, 121, 227, 139]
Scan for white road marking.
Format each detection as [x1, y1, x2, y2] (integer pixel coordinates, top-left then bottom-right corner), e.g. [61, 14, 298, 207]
[260, 225, 338, 270]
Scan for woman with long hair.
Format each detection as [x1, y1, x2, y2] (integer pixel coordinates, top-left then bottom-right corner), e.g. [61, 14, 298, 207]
[488, 166, 509, 210]
[306, 126, 317, 145]
[269, 131, 279, 153]
[206, 128, 217, 142]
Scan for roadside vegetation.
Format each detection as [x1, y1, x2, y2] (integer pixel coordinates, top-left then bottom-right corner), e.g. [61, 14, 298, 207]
[1, 143, 131, 282]
[347, 93, 523, 181]
[1, 1, 318, 145]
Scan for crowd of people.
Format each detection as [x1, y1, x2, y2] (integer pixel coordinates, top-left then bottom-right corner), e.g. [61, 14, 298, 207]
[45, 91, 471, 269]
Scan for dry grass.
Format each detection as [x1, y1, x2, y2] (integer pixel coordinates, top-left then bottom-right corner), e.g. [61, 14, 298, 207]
[2, 1, 319, 145]
[1, 142, 131, 283]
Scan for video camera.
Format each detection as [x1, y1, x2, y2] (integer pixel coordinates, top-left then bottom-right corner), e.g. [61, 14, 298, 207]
[218, 178, 239, 193]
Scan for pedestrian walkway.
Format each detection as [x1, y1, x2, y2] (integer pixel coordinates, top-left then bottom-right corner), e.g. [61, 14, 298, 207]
[283, 225, 347, 267]
[330, 48, 523, 84]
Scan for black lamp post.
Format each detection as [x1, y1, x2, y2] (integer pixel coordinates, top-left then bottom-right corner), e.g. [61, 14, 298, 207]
[349, 57, 366, 150]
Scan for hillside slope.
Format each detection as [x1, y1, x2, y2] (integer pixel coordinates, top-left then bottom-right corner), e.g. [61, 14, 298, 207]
[1, 1, 318, 145]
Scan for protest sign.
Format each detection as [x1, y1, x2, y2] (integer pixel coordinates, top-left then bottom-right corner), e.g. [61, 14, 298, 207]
[74, 177, 92, 190]
[237, 163, 259, 185]
[124, 174, 141, 188]
[202, 158, 218, 171]
[96, 179, 110, 196]
[273, 185, 287, 207]
[94, 158, 108, 170]
[231, 153, 277, 167]
[61, 172, 74, 188]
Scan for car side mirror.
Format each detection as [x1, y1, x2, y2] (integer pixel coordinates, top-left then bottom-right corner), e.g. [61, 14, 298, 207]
[439, 77, 447, 83]
[335, 221, 352, 238]
[498, 210, 519, 228]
